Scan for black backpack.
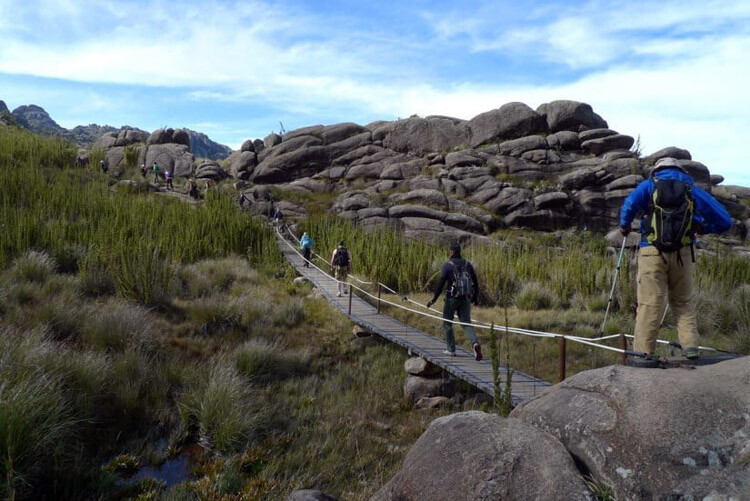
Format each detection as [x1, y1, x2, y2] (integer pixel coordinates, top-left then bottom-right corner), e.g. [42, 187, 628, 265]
[647, 178, 695, 252]
[449, 260, 474, 298]
[334, 247, 349, 266]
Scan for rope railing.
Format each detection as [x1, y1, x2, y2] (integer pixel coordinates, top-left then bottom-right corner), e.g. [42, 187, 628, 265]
[277, 223, 733, 381]
[276, 226, 646, 360]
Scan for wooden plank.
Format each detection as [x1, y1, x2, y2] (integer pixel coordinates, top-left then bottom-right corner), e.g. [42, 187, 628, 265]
[277, 234, 550, 403]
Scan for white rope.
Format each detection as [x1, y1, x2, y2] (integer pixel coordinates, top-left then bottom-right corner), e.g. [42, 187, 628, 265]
[277, 225, 727, 356]
[285, 226, 372, 284]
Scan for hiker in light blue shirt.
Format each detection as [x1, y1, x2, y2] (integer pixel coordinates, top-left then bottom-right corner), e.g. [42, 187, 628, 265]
[300, 232, 314, 268]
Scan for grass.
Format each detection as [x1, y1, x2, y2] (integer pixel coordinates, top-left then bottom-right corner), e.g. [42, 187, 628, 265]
[1, 125, 747, 499]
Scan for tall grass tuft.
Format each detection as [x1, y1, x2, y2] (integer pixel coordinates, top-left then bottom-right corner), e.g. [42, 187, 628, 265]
[10, 250, 56, 284]
[234, 340, 310, 383]
[179, 364, 263, 453]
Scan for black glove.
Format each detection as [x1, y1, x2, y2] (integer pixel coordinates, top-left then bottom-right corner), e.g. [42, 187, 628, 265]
[619, 226, 631, 236]
[426, 299, 434, 308]
[472, 298, 479, 306]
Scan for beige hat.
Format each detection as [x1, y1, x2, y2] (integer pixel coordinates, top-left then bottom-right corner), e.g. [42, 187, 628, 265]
[654, 157, 680, 168]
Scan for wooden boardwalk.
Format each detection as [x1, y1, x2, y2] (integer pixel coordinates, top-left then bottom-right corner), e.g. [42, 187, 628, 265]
[278, 234, 550, 404]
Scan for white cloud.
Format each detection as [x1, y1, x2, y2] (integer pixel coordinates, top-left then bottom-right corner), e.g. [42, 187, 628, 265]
[1, 0, 749, 185]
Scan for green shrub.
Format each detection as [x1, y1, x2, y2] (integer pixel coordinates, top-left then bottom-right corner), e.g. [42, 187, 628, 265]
[182, 296, 241, 334]
[234, 340, 310, 383]
[11, 250, 56, 284]
[515, 282, 556, 310]
[0, 376, 73, 499]
[179, 364, 262, 453]
[81, 301, 156, 352]
[269, 299, 305, 328]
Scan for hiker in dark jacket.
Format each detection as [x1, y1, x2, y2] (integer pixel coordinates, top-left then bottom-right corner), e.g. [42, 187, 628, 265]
[620, 157, 732, 359]
[330, 241, 350, 297]
[427, 242, 483, 360]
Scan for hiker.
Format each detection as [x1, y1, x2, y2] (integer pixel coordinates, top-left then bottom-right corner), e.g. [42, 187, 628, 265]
[152, 162, 160, 185]
[619, 157, 732, 359]
[300, 232, 314, 268]
[238, 192, 249, 207]
[187, 178, 199, 199]
[330, 241, 350, 297]
[140, 163, 148, 179]
[273, 207, 284, 228]
[100, 159, 109, 174]
[164, 170, 174, 191]
[426, 242, 483, 361]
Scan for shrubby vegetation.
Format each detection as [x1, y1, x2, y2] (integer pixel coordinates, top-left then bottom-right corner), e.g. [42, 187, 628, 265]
[1, 126, 747, 498]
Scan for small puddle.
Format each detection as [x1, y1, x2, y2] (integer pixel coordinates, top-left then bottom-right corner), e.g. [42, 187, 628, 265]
[128, 454, 192, 486]
[111, 442, 202, 489]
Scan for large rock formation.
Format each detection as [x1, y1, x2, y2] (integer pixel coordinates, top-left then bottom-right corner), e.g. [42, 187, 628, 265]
[372, 411, 591, 500]
[511, 357, 750, 499]
[376, 358, 750, 500]
[238, 99, 749, 246]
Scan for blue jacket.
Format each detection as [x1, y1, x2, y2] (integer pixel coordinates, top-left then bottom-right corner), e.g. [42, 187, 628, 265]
[300, 234, 314, 250]
[619, 167, 732, 247]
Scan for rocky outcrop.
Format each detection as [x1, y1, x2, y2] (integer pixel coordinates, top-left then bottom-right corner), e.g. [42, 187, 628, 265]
[372, 411, 591, 501]
[468, 102, 548, 147]
[185, 129, 232, 160]
[373, 116, 470, 155]
[12, 104, 66, 136]
[141, 144, 194, 177]
[536, 100, 608, 132]
[194, 160, 228, 181]
[511, 358, 750, 499]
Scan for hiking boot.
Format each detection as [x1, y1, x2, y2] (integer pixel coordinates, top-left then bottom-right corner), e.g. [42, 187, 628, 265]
[473, 343, 483, 361]
[685, 347, 699, 360]
[442, 349, 456, 356]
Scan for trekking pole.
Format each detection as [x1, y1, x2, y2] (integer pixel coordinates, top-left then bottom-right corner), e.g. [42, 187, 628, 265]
[600, 237, 627, 335]
[659, 304, 669, 328]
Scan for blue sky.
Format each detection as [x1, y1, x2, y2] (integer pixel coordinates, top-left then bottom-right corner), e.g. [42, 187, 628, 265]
[1, 0, 748, 185]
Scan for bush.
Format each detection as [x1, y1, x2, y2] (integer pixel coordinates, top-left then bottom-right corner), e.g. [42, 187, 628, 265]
[234, 340, 310, 383]
[182, 296, 241, 334]
[179, 364, 262, 453]
[11, 250, 56, 284]
[0, 375, 73, 499]
[515, 282, 556, 310]
[81, 301, 156, 352]
[269, 299, 304, 328]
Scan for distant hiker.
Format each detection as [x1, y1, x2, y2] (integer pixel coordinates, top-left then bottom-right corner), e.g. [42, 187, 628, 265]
[330, 241, 350, 297]
[300, 232, 314, 268]
[152, 162, 160, 185]
[427, 242, 482, 361]
[238, 192, 249, 207]
[273, 207, 284, 228]
[164, 170, 174, 191]
[619, 157, 732, 360]
[100, 159, 109, 174]
[140, 163, 148, 179]
[188, 178, 199, 199]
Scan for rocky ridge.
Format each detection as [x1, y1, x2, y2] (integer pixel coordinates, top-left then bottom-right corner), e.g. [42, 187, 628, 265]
[229, 100, 749, 244]
[3, 101, 232, 160]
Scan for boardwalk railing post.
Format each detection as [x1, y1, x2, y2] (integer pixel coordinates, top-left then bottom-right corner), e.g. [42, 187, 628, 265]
[377, 283, 381, 314]
[558, 336, 567, 382]
[620, 332, 627, 365]
[348, 283, 353, 316]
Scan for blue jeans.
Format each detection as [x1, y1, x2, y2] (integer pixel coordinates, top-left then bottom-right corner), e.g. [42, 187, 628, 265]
[443, 296, 478, 352]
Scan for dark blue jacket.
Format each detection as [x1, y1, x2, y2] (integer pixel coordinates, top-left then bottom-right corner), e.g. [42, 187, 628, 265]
[619, 167, 732, 247]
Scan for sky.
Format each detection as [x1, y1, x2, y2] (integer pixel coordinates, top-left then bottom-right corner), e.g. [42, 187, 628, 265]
[0, 0, 748, 185]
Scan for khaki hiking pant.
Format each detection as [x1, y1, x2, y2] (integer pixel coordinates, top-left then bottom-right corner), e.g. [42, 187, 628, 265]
[634, 246, 698, 355]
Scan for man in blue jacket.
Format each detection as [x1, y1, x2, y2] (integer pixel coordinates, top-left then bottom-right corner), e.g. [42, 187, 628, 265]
[619, 157, 732, 359]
